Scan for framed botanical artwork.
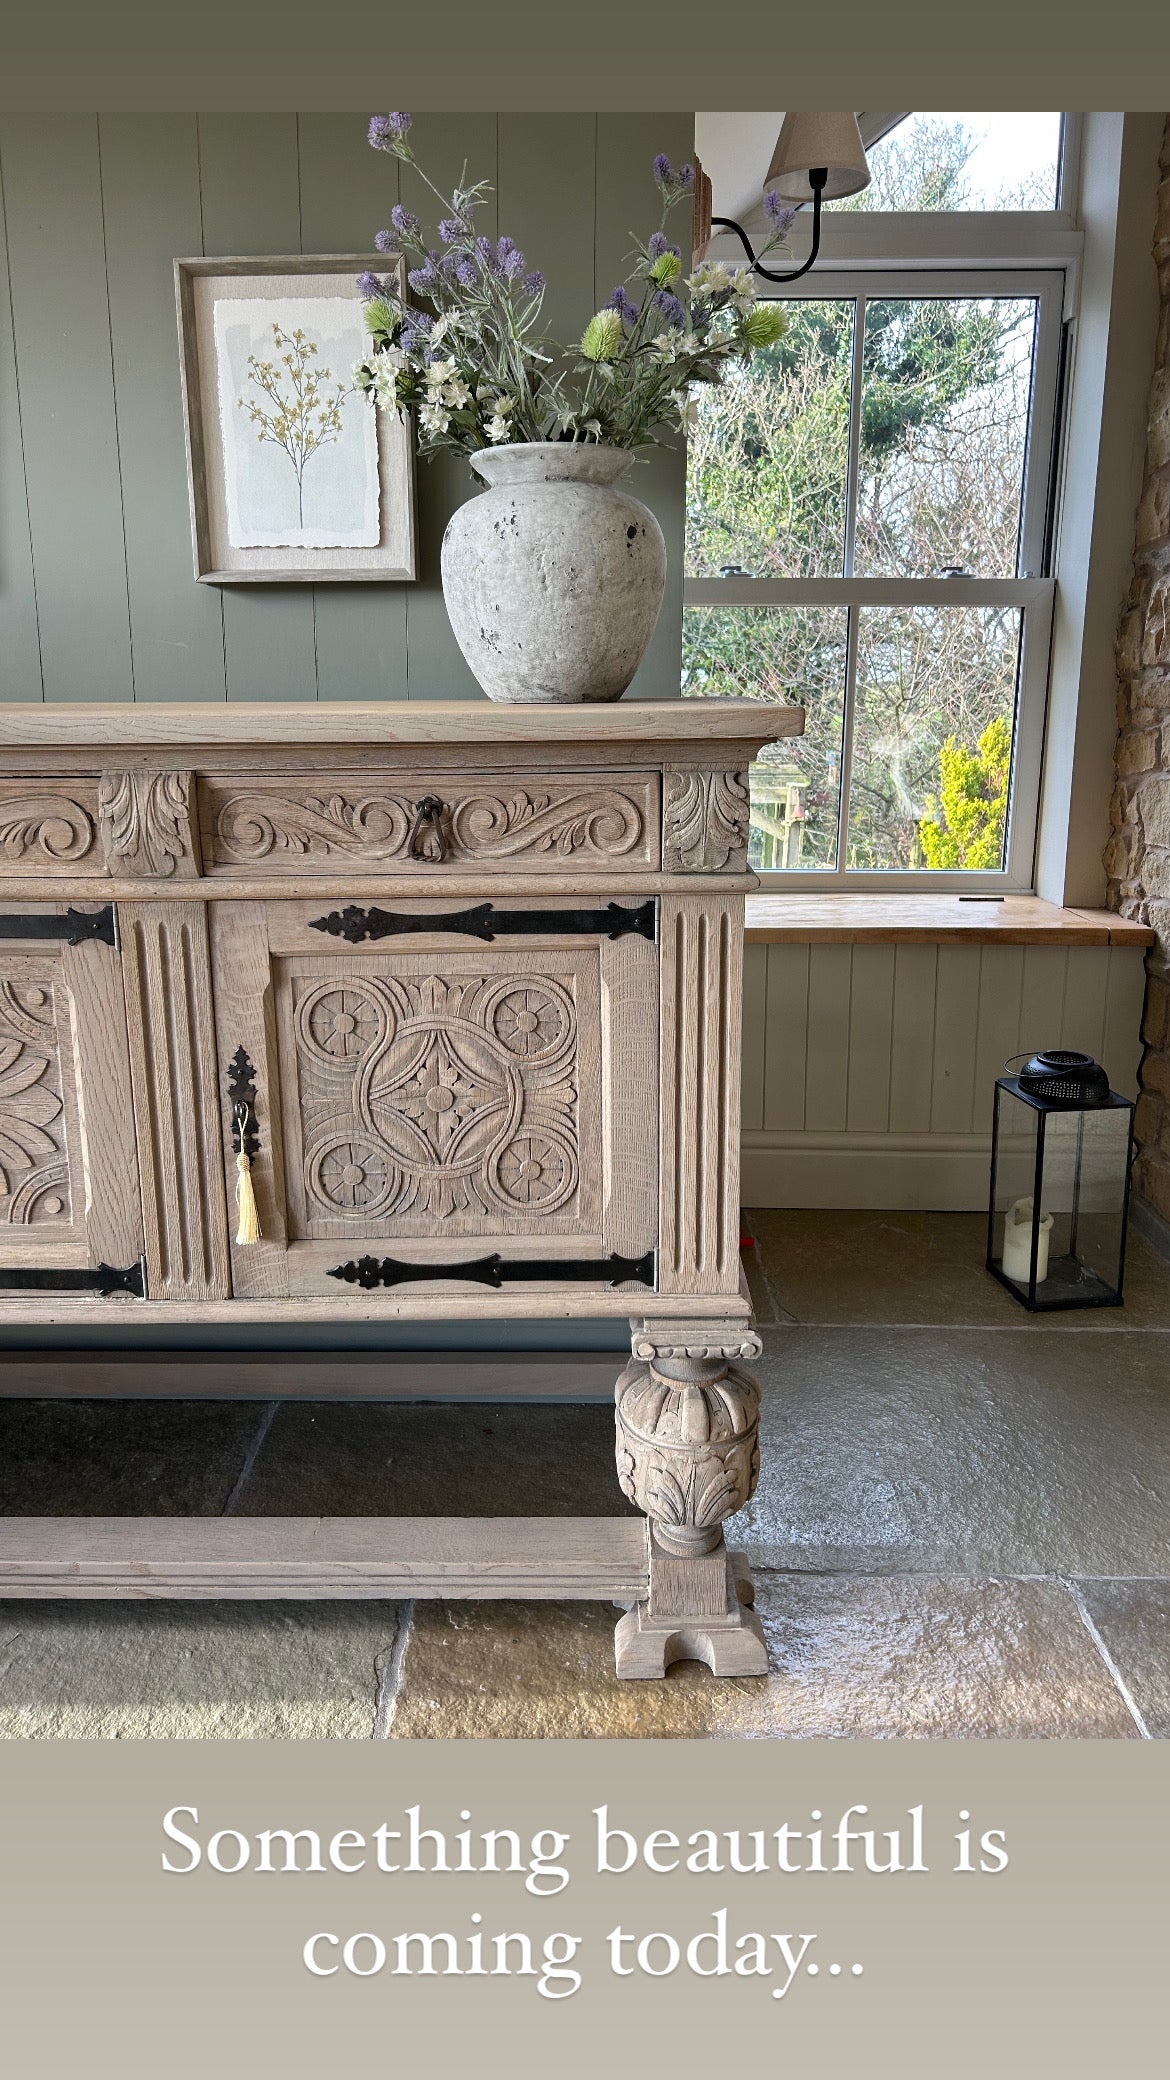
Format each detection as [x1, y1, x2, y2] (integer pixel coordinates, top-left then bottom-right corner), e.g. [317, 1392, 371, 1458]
[174, 255, 416, 583]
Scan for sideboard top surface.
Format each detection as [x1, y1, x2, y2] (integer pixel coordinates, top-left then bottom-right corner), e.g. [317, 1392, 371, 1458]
[0, 699, 803, 752]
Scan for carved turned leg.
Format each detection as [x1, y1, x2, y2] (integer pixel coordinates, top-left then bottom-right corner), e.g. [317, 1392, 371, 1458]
[613, 1319, 768, 1679]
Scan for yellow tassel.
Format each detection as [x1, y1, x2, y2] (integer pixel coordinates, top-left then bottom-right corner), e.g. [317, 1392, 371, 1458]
[235, 1149, 261, 1245]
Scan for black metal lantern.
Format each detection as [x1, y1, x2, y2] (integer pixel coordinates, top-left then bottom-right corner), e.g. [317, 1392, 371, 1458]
[987, 1051, 1135, 1311]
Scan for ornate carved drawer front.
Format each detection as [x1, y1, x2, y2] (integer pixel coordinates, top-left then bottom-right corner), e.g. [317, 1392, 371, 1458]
[0, 913, 142, 1292]
[210, 901, 658, 1298]
[199, 770, 660, 874]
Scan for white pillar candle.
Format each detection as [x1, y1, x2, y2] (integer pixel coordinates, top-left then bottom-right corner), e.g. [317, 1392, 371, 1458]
[1001, 1196, 1053, 1284]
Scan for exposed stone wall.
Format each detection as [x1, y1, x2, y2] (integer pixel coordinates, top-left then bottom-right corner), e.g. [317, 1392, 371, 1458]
[1105, 117, 1170, 1224]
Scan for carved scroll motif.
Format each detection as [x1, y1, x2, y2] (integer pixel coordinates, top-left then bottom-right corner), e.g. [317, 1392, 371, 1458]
[614, 1350, 761, 1555]
[0, 790, 97, 869]
[0, 977, 70, 1222]
[209, 782, 650, 867]
[99, 770, 199, 879]
[662, 767, 751, 872]
[292, 969, 581, 1230]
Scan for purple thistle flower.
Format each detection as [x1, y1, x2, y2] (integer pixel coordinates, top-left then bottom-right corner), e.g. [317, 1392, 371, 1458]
[677, 163, 695, 191]
[391, 203, 420, 236]
[648, 232, 682, 261]
[388, 112, 411, 136]
[522, 270, 545, 295]
[368, 115, 396, 150]
[454, 258, 479, 288]
[356, 270, 384, 300]
[500, 245, 525, 279]
[374, 228, 395, 254]
[653, 154, 674, 187]
[407, 263, 436, 295]
[608, 285, 640, 328]
[438, 217, 465, 244]
[653, 289, 685, 328]
[763, 191, 797, 232]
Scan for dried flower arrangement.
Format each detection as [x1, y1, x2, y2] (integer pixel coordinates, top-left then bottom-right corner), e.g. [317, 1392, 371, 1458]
[353, 111, 796, 459]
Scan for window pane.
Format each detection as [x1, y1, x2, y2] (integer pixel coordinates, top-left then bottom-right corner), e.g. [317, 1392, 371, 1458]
[831, 113, 1063, 211]
[681, 606, 847, 868]
[685, 301, 854, 578]
[854, 297, 1037, 579]
[848, 605, 1022, 870]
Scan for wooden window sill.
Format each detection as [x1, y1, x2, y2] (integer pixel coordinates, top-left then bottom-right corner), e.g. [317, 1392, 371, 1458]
[743, 893, 1155, 947]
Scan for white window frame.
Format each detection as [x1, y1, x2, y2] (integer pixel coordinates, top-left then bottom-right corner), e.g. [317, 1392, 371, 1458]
[691, 117, 1082, 892]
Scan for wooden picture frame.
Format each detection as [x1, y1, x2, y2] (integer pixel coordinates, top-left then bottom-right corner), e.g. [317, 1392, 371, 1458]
[174, 255, 416, 584]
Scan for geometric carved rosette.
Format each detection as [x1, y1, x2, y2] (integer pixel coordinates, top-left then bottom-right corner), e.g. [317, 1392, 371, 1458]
[292, 968, 580, 1231]
[0, 976, 71, 1225]
[615, 1351, 761, 1556]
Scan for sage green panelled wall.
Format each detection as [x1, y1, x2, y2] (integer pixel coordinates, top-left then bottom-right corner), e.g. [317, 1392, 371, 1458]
[0, 112, 693, 704]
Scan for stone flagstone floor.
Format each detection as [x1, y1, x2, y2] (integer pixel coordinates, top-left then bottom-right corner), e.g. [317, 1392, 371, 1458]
[1, 1211, 1169, 1739]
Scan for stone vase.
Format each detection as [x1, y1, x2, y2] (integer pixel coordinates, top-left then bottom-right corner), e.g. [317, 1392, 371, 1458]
[440, 442, 667, 704]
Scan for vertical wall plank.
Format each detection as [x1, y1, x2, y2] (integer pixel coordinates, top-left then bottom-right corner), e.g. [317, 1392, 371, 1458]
[846, 943, 895, 1131]
[762, 943, 809, 1131]
[804, 943, 852, 1131]
[740, 944, 767, 1131]
[888, 942, 937, 1132]
[971, 944, 1025, 1130]
[196, 113, 317, 701]
[499, 114, 595, 350]
[1058, 945, 1110, 1061]
[99, 116, 227, 702]
[1018, 945, 1069, 1060]
[0, 115, 133, 701]
[0, 144, 42, 699]
[930, 945, 982, 1132]
[594, 113, 693, 705]
[400, 113, 499, 702]
[1102, 947, 1148, 1097]
[296, 111, 410, 703]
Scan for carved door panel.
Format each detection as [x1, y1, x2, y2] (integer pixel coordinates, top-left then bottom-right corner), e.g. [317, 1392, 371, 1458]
[209, 900, 659, 1299]
[0, 910, 143, 1291]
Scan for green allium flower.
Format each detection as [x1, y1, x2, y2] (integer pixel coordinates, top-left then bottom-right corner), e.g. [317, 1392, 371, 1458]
[742, 303, 789, 350]
[580, 308, 623, 362]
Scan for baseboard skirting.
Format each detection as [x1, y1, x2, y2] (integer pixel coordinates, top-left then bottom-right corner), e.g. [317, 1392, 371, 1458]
[741, 1130, 993, 1210]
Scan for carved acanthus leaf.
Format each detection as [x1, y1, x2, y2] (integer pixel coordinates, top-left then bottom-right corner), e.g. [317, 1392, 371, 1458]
[663, 767, 751, 873]
[99, 770, 199, 879]
[614, 1353, 761, 1553]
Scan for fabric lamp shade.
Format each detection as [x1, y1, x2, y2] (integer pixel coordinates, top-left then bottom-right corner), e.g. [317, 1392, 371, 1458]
[765, 112, 871, 201]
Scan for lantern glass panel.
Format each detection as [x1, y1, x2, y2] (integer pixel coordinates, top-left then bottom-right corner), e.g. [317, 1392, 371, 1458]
[989, 1083, 1132, 1309]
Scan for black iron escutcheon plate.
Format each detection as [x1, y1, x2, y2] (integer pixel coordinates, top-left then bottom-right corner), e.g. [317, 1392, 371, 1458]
[328, 1250, 657, 1292]
[226, 1045, 261, 1159]
[0, 905, 116, 947]
[0, 1261, 145, 1297]
[308, 899, 657, 945]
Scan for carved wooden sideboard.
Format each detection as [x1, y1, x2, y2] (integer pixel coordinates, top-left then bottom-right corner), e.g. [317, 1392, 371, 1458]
[0, 700, 802, 1677]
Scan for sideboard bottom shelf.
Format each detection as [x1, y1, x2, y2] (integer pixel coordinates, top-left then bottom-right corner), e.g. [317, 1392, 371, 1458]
[0, 1517, 768, 1679]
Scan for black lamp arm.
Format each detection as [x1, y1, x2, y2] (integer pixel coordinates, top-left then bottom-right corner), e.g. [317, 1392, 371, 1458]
[709, 166, 827, 285]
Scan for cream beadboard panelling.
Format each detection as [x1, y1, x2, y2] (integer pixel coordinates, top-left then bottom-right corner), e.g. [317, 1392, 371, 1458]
[0, 111, 691, 706]
[740, 940, 1149, 1209]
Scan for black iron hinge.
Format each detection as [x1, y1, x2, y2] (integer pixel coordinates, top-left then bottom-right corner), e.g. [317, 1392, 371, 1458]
[0, 904, 116, 947]
[328, 1249, 657, 1293]
[308, 899, 657, 946]
[0, 1260, 145, 1297]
